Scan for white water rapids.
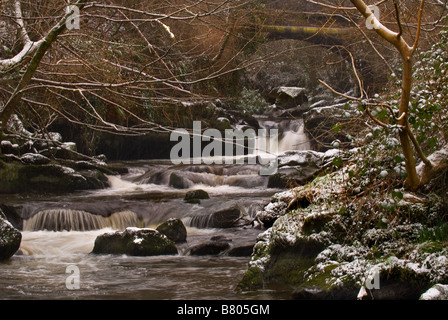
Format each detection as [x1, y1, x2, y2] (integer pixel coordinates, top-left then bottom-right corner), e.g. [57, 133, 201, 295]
[0, 118, 310, 300]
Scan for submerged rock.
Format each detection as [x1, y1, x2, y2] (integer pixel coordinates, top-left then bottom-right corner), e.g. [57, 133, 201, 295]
[0, 210, 22, 261]
[228, 244, 255, 257]
[189, 236, 231, 256]
[91, 227, 178, 256]
[207, 206, 241, 228]
[156, 218, 187, 243]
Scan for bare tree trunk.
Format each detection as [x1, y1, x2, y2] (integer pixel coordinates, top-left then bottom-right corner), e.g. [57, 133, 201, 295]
[349, 0, 426, 191]
[398, 57, 420, 190]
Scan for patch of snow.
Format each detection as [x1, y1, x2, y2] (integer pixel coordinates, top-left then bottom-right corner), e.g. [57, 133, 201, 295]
[133, 237, 144, 244]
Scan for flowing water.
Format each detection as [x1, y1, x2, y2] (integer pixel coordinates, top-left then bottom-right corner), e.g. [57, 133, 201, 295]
[0, 118, 309, 300]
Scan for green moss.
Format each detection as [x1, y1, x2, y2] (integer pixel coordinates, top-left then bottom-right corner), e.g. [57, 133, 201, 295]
[265, 252, 316, 286]
[0, 162, 106, 193]
[417, 241, 448, 254]
[302, 263, 340, 292]
[237, 267, 265, 291]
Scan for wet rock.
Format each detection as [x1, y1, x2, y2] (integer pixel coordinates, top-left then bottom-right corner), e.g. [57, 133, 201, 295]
[0, 210, 22, 261]
[156, 218, 187, 243]
[169, 172, 191, 189]
[184, 189, 210, 203]
[91, 227, 178, 256]
[228, 244, 255, 257]
[189, 237, 231, 256]
[210, 235, 232, 242]
[188, 205, 242, 229]
[208, 206, 242, 228]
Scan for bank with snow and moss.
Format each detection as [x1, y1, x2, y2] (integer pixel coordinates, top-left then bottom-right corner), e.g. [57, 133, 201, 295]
[237, 162, 448, 300]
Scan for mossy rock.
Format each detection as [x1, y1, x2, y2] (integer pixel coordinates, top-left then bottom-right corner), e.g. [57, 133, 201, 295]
[295, 263, 359, 300]
[302, 211, 335, 235]
[237, 267, 265, 291]
[184, 189, 210, 203]
[156, 218, 187, 243]
[91, 227, 178, 256]
[0, 213, 22, 261]
[0, 162, 108, 194]
[264, 252, 316, 286]
[370, 264, 431, 300]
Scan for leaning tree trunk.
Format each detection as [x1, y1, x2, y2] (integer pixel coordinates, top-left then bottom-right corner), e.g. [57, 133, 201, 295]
[349, 0, 427, 191]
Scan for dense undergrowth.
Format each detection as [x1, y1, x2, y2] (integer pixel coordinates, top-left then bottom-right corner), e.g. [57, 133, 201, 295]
[238, 27, 448, 299]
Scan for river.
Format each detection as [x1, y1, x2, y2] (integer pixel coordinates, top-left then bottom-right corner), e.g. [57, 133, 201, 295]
[0, 118, 309, 300]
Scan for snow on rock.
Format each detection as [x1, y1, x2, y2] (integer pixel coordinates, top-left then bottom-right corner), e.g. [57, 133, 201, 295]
[0, 212, 22, 261]
[20, 153, 51, 165]
[91, 227, 178, 256]
[420, 284, 448, 300]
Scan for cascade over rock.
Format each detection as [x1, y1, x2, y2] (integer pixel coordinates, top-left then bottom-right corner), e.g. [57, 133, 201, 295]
[188, 205, 242, 229]
[23, 209, 140, 232]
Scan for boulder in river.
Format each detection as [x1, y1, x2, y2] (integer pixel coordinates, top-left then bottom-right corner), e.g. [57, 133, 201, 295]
[0, 210, 22, 261]
[156, 218, 187, 243]
[184, 189, 210, 204]
[91, 227, 178, 256]
[169, 172, 191, 189]
[189, 236, 231, 256]
[189, 205, 242, 229]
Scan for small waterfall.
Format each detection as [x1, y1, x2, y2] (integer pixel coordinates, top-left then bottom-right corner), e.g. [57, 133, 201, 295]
[134, 164, 268, 189]
[23, 209, 140, 231]
[257, 118, 311, 152]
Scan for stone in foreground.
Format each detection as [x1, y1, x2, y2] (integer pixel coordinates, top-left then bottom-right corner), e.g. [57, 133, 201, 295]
[91, 227, 178, 256]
